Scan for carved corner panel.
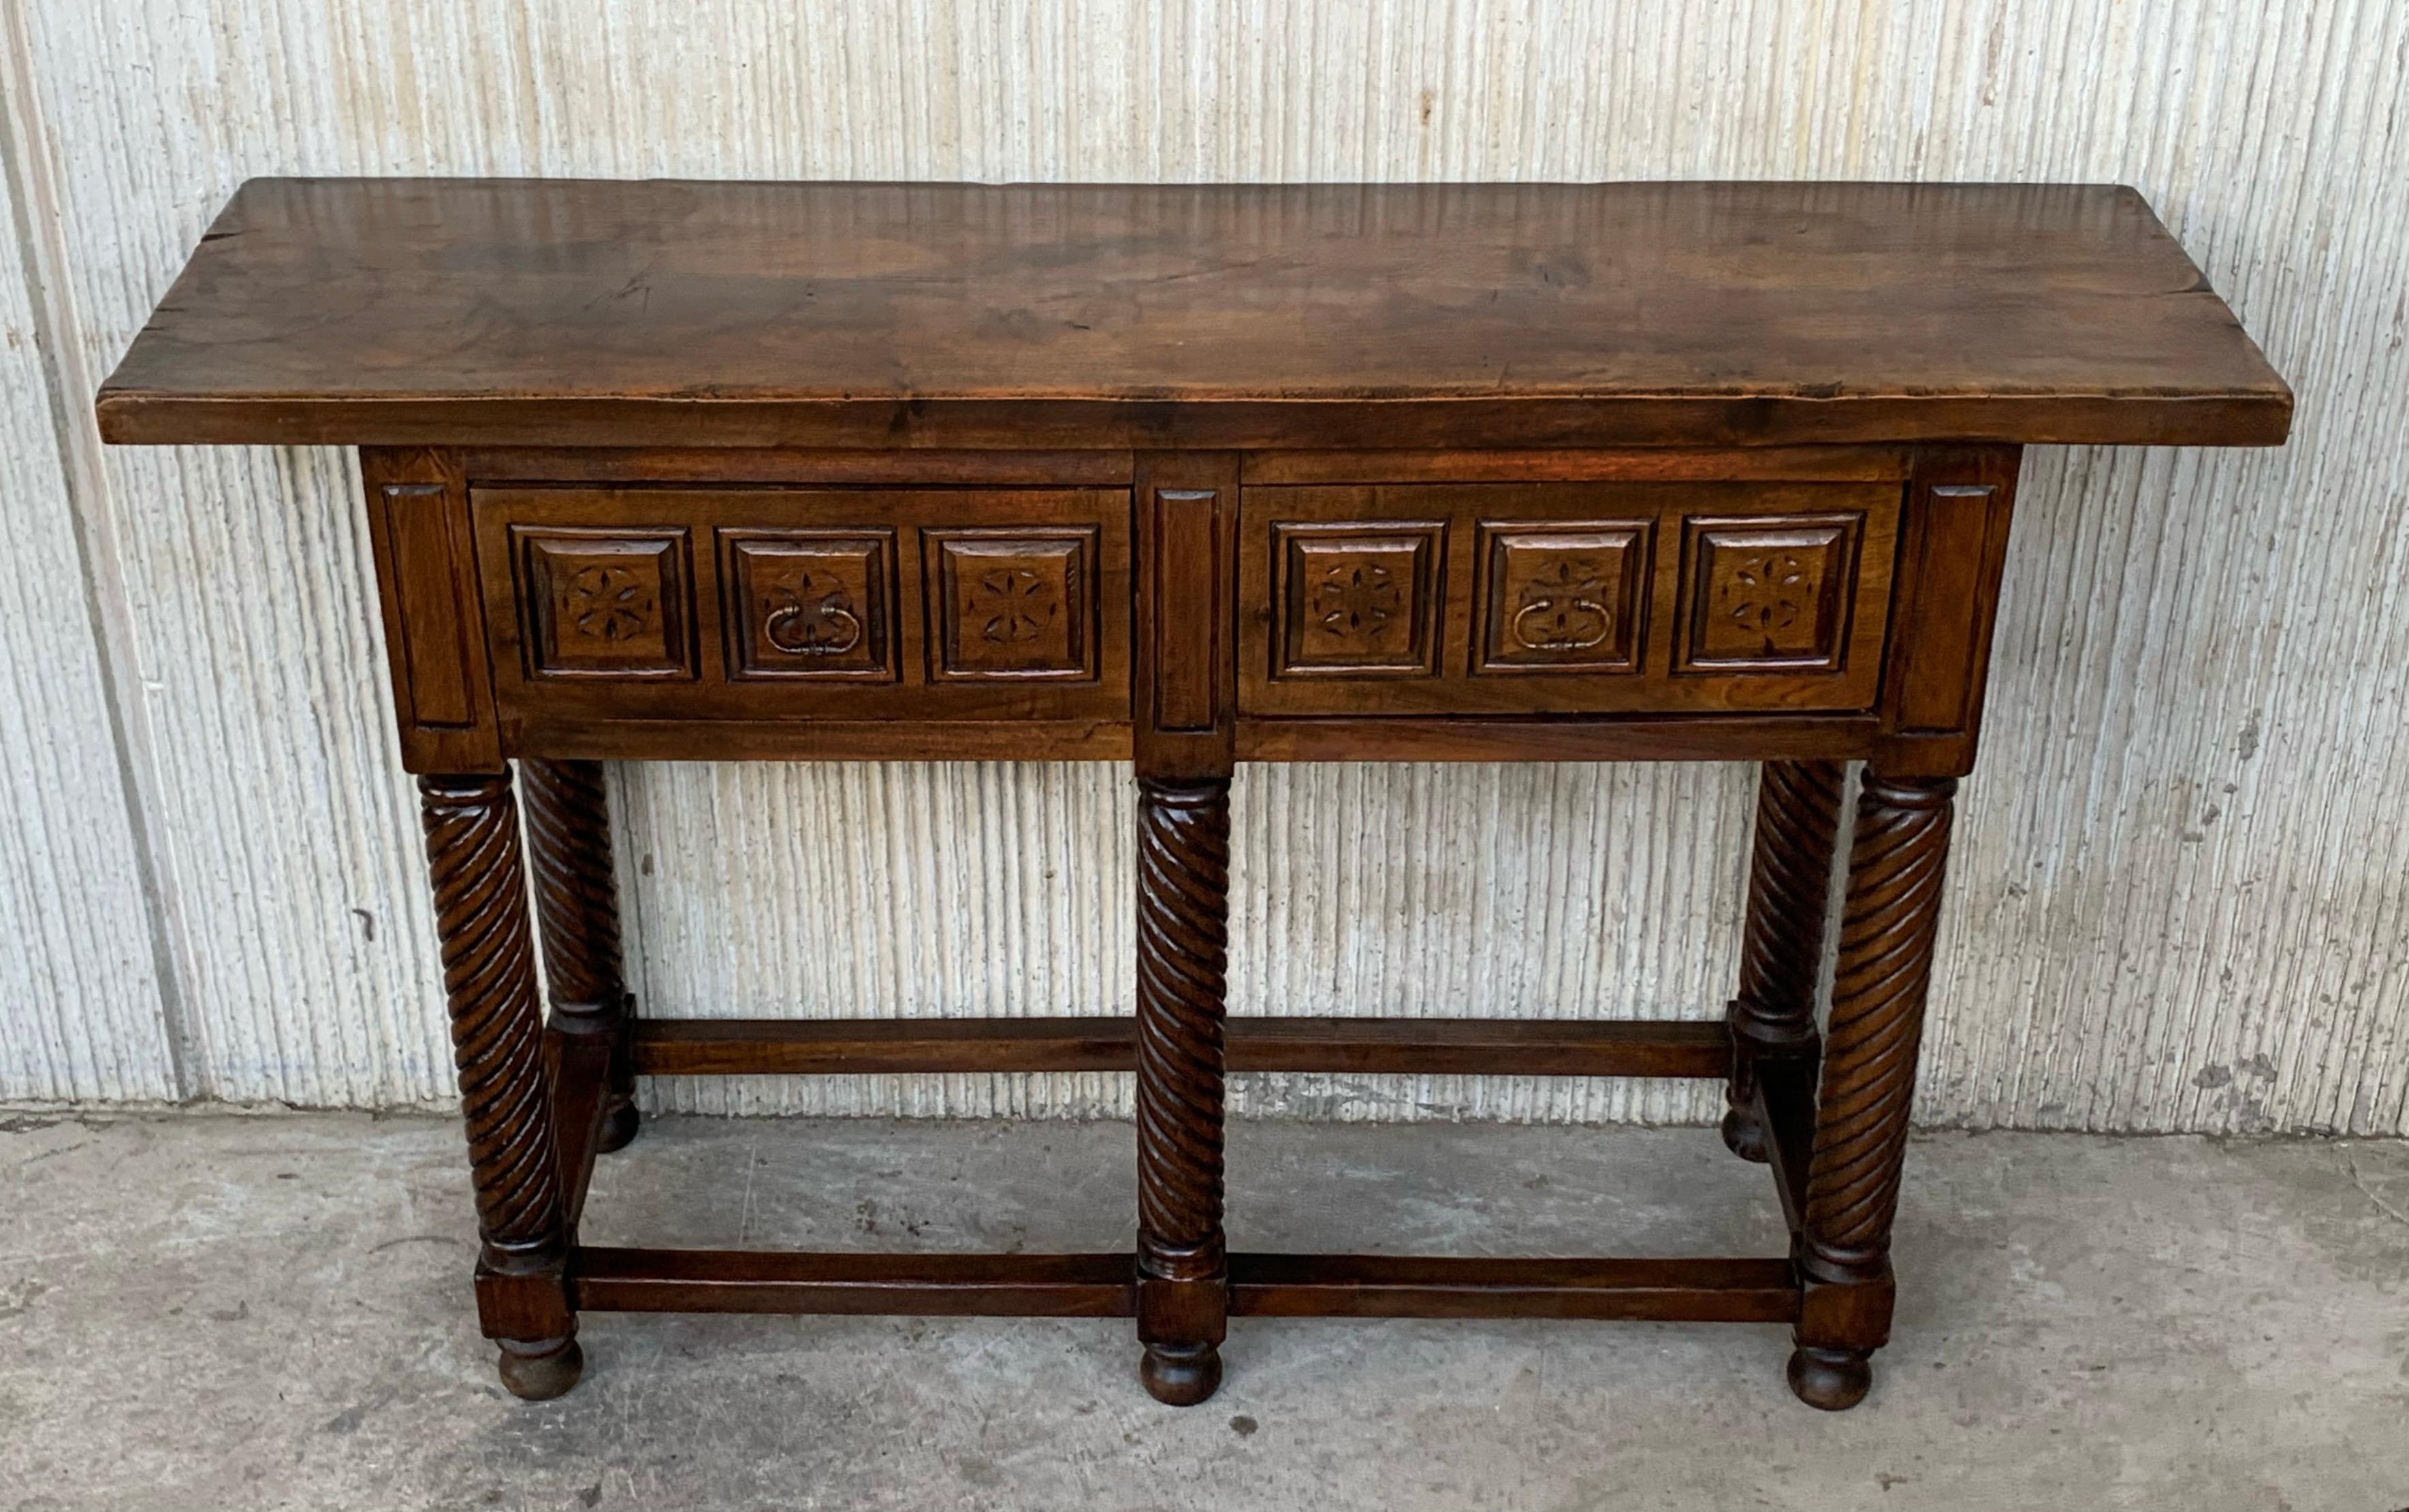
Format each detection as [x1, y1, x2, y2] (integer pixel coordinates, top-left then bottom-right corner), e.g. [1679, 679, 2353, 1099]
[1269, 522, 1444, 678]
[720, 529, 898, 681]
[513, 526, 695, 679]
[924, 527, 1100, 682]
[360, 448, 501, 773]
[1676, 513, 1862, 674]
[1472, 520, 1650, 675]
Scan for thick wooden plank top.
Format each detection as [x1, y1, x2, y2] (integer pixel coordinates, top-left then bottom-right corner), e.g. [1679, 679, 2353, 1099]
[98, 178, 2289, 451]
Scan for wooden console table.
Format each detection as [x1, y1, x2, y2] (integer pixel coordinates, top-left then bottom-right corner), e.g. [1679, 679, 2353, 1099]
[99, 180, 2287, 1411]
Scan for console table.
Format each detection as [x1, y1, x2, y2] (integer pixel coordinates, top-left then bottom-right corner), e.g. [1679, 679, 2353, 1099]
[99, 179, 2288, 1411]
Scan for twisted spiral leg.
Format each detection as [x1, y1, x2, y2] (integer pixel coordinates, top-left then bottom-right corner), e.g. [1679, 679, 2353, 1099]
[1723, 760, 1847, 1161]
[522, 758, 638, 1152]
[1790, 770, 1956, 1411]
[1134, 777, 1230, 1405]
[419, 773, 579, 1400]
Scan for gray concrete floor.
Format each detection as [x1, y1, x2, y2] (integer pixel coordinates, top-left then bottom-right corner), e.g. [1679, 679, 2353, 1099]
[1, 1112, 2404, 1511]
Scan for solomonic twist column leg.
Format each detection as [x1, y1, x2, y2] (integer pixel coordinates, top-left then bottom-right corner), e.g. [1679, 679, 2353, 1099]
[1723, 760, 1847, 1161]
[419, 773, 581, 1400]
[522, 758, 639, 1153]
[1134, 777, 1232, 1405]
[1789, 770, 1956, 1410]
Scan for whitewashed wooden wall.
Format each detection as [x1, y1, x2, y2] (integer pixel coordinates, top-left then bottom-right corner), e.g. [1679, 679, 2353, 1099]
[2, 0, 2402, 1133]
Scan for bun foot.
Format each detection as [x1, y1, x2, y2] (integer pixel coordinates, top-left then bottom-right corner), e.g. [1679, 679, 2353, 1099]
[1720, 1105, 1768, 1163]
[596, 1098, 641, 1154]
[1139, 1342, 1222, 1405]
[496, 1336, 584, 1400]
[1787, 1345, 1871, 1411]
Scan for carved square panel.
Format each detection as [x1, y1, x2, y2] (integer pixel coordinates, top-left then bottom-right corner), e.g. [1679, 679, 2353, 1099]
[924, 527, 1100, 681]
[1677, 513, 1862, 673]
[1271, 522, 1444, 677]
[1472, 520, 1650, 674]
[514, 526, 694, 679]
[720, 529, 898, 681]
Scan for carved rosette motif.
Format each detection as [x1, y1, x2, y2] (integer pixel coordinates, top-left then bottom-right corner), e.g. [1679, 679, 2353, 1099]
[1134, 778, 1232, 1286]
[1724, 760, 1848, 1156]
[417, 773, 568, 1272]
[970, 565, 1059, 645]
[1313, 560, 1401, 643]
[566, 564, 657, 642]
[1726, 551, 1812, 639]
[1800, 773, 1956, 1276]
[516, 527, 691, 678]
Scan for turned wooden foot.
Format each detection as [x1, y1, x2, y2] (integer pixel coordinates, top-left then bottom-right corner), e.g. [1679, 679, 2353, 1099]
[496, 1335, 585, 1400]
[596, 1099, 641, 1154]
[1140, 1341, 1223, 1406]
[1719, 1105, 1768, 1163]
[1786, 1345, 1871, 1410]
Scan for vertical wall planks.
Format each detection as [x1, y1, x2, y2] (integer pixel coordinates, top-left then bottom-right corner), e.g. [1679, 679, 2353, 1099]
[3, 0, 2404, 1133]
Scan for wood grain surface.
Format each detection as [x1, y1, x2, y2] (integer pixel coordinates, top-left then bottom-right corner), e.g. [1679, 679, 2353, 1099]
[98, 179, 2288, 449]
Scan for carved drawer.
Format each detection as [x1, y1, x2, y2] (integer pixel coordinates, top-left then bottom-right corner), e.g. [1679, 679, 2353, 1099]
[1239, 482, 1900, 717]
[471, 487, 1130, 726]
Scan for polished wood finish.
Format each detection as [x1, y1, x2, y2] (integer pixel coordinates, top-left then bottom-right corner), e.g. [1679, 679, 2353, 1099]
[628, 1015, 1734, 1078]
[1877, 449, 2025, 776]
[1238, 481, 1900, 717]
[567, 1249, 1802, 1325]
[1234, 713, 1879, 764]
[1791, 770, 1957, 1409]
[470, 486, 1132, 729]
[1245, 447, 1915, 486]
[102, 178, 2288, 1415]
[1226, 1254, 1800, 1322]
[573, 1249, 1137, 1318]
[416, 771, 579, 1400]
[1723, 760, 1848, 1161]
[1132, 777, 1234, 1404]
[361, 450, 500, 773]
[521, 758, 639, 1156]
[102, 180, 2288, 450]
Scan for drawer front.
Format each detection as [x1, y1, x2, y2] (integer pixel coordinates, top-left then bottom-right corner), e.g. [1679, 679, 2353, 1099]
[473, 487, 1130, 723]
[1239, 481, 1900, 716]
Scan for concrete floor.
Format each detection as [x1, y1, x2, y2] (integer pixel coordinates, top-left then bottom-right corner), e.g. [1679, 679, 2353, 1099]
[0, 1112, 2403, 1511]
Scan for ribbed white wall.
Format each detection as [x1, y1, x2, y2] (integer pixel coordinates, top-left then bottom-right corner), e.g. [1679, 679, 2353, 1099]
[3, 0, 2402, 1133]
[0, 72, 178, 1102]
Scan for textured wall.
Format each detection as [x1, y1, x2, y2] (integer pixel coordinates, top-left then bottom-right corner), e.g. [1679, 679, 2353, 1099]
[1, 0, 2402, 1133]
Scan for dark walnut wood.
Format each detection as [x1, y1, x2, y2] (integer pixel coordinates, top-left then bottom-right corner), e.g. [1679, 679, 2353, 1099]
[520, 758, 639, 1157]
[416, 771, 580, 1400]
[1133, 777, 1233, 1405]
[101, 180, 2288, 451]
[98, 178, 2289, 1417]
[1791, 770, 1958, 1410]
[626, 1015, 1732, 1078]
[1723, 760, 1848, 1162]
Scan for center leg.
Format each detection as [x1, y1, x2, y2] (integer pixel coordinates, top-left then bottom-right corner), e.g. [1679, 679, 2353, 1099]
[1133, 776, 1232, 1405]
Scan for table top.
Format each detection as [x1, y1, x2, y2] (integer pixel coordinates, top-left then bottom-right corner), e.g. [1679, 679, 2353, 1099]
[97, 178, 2289, 451]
